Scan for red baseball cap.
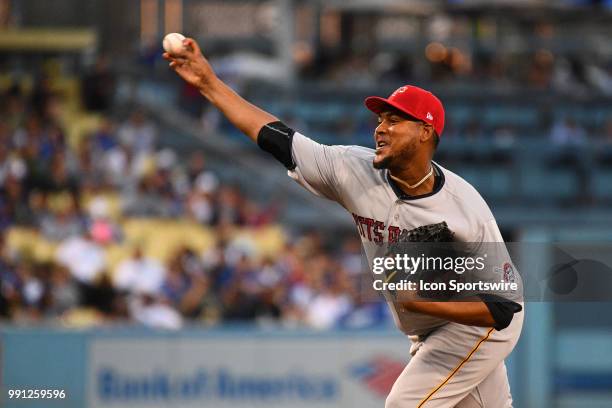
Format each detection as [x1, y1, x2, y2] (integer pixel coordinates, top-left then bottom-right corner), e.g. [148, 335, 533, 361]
[364, 85, 445, 136]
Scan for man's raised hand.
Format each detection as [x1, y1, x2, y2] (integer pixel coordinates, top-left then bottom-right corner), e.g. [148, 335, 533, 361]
[163, 38, 217, 92]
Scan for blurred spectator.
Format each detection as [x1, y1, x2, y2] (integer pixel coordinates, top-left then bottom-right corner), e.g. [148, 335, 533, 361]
[129, 293, 183, 330]
[113, 247, 166, 295]
[179, 273, 220, 322]
[161, 253, 192, 305]
[528, 50, 554, 89]
[16, 263, 45, 318]
[46, 265, 80, 316]
[305, 280, 353, 329]
[0, 236, 17, 318]
[220, 255, 260, 320]
[216, 186, 246, 226]
[56, 234, 106, 284]
[550, 118, 588, 146]
[39, 200, 85, 241]
[102, 143, 132, 186]
[91, 119, 119, 153]
[87, 196, 122, 245]
[80, 274, 125, 320]
[1, 174, 32, 226]
[187, 182, 216, 224]
[81, 56, 116, 112]
[3, 87, 27, 130]
[320, 262, 354, 326]
[549, 118, 592, 201]
[339, 237, 363, 276]
[118, 110, 157, 153]
[122, 172, 178, 217]
[30, 75, 55, 120]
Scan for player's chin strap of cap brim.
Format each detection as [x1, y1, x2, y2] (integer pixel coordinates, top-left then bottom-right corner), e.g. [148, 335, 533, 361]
[257, 121, 296, 170]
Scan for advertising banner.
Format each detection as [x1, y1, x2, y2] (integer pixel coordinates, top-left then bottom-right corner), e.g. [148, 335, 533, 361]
[88, 333, 410, 408]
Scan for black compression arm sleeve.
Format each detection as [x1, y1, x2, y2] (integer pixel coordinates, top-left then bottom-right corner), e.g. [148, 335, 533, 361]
[257, 121, 296, 170]
[478, 294, 523, 331]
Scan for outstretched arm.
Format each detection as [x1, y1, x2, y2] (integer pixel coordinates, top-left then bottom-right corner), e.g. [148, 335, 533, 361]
[163, 37, 277, 142]
[165, 37, 347, 203]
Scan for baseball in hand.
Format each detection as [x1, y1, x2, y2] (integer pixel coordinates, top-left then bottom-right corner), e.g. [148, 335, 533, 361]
[163, 33, 186, 55]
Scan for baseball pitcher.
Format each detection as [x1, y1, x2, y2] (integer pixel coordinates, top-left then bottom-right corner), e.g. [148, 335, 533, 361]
[165, 38, 524, 408]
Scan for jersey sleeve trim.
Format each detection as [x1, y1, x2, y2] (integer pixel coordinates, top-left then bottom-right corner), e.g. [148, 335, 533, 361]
[478, 294, 523, 331]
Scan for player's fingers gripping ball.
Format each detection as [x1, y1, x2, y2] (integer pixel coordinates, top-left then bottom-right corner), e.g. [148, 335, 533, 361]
[163, 32, 186, 56]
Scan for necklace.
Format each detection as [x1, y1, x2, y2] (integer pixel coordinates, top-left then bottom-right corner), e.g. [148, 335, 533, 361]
[390, 166, 434, 190]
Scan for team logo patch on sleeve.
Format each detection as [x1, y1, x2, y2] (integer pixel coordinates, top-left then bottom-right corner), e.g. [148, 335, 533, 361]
[503, 262, 516, 283]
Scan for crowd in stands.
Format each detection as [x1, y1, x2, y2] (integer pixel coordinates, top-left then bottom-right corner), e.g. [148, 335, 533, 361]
[0, 73, 387, 330]
[5, 29, 612, 330]
[300, 49, 612, 96]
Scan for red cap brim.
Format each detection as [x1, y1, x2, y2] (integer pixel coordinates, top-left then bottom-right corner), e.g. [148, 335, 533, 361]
[364, 96, 422, 122]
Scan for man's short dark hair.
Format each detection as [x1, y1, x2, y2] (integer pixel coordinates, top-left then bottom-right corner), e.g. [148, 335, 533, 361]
[432, 132, 440, 149]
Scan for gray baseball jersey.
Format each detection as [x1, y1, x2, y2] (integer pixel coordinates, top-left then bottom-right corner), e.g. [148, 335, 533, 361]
[289, 132, 521, 334]
[288, 131, 524, 407]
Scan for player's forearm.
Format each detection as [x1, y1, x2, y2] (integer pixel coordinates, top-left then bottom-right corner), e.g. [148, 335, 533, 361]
[198, 76, 278, 142]
[400, 300, 495, 328]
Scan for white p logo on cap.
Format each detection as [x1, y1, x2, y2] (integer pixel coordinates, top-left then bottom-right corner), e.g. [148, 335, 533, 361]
[391, 86, 408, 97]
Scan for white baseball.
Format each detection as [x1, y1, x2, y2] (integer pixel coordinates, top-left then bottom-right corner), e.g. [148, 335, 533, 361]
[163, 33, 186, 55]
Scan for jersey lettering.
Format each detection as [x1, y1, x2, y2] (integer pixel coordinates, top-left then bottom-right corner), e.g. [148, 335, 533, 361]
[350, 213, 454, 244]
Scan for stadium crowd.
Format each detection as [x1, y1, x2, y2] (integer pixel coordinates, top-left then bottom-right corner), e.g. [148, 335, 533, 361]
[0, 74, 386, 330]
[303, 48, 612, 96]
